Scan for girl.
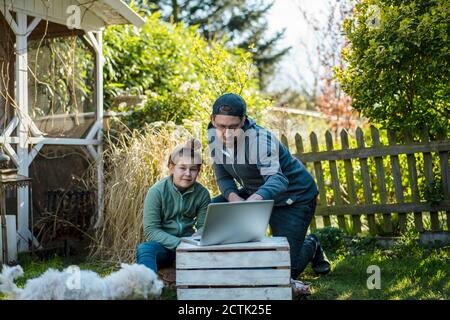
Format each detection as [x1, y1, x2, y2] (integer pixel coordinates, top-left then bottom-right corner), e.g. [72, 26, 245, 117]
[136, 140, 210, 273]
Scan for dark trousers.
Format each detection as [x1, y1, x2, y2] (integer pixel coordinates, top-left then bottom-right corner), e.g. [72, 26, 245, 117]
[136, 241, 175, 273]
[212, 190, 317, 279]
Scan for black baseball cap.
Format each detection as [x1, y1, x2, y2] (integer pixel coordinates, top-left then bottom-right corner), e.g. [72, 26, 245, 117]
[212, 93, 247, 117]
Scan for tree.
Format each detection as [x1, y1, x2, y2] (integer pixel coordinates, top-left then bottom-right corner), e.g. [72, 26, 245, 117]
[295, 0, 354, 97]
[103, 12, 269, 130]
[284, 0, 358, 131]
[316, 78, 359, 132]
[130, 0, 290, 89]
[336, 0, 450, 137]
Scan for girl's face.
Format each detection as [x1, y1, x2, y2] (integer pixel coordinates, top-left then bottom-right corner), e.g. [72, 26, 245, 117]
[170, 157, 200, 191]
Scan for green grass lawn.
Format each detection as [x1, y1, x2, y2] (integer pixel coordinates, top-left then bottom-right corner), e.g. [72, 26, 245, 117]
[1, 229, 449, 300]
[299, 228, 450, 300]
[300, 245, 449, 299]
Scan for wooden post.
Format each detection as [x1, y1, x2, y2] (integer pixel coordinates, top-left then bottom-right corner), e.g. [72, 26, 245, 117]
[371, 126, 392, 234]
[96, 31, 104, 229]
[310, 132, 330, 227]
[295, 133, 303, 156]
[10, 12, 40, 251]
[341, 129, 361, 233]
[281, 134, 289, 152]
[404, 129, 424, 232]
[387, 130, 407, 233]
[0, 220, 2, 264]
[420, 127, 441, 231]
[295, 133, 316, 230]
[15, 12, 30, 252]
[86, 31, 104, 228]
[356, 127, 377, 235]
[6, 215, 17, 262]
[325, 130, 346, 230]
[437, 132, 450, 231]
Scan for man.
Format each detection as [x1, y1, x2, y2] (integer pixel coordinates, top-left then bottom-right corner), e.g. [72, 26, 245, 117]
[207, 93, 330, 296]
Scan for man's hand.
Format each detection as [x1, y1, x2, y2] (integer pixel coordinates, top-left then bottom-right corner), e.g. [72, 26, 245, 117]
[246, 193, 263, 201]
[228, 192, 245, 202]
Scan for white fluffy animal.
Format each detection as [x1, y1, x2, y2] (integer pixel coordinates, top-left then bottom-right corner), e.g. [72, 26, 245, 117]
[0, 263, 164, 300]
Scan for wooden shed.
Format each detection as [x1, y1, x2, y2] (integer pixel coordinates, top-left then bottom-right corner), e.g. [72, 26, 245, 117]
[0, 0, 144, 254]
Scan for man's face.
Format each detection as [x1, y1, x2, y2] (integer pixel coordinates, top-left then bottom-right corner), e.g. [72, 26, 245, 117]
[211, 114, 245, 145]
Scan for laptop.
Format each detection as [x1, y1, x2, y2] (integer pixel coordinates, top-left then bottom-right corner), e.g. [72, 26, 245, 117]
[181, 200, 274, 246]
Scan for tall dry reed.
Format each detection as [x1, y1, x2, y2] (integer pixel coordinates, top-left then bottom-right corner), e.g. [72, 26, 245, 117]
[89, 120, 218, 263]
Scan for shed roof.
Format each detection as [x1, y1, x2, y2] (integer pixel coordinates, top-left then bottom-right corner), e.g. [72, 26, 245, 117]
[77, 0, 145, 28]
[0, 0, 145, 31]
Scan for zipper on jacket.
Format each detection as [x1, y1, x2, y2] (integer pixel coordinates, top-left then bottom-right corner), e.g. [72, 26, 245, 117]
[231, 162, 246, 190]
[177, 195, 184, 236]
[175, 185, 196, 236]
[223, 145, 246, 190]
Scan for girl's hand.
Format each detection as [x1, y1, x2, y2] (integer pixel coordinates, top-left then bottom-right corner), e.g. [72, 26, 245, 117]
[246, 193, 263, 201]
[228, 192, 245, 202]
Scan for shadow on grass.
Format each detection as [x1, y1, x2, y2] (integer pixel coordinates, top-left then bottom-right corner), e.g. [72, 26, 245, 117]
[299, 245, 450, 300]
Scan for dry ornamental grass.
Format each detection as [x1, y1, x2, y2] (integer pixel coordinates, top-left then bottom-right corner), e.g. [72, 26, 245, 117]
[89, 120, 218, 263]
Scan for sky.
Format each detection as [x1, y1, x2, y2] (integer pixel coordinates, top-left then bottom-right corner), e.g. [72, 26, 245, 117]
[265, 0, 330, 93]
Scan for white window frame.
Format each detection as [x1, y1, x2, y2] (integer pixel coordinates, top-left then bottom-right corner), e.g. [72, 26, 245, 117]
[0, 8, 104, 251]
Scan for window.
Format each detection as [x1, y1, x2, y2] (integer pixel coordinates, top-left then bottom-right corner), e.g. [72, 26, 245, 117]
[28, 35, 96, 138]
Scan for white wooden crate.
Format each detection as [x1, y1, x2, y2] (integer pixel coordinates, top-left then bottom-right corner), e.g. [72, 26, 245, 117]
[176, 237, 292, 300]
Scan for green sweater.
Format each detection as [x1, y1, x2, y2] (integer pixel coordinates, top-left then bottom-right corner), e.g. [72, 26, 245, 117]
[143, 176, 211, 250]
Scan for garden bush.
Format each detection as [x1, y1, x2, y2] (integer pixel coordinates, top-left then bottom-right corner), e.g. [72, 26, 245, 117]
[103, 12, 270, 130]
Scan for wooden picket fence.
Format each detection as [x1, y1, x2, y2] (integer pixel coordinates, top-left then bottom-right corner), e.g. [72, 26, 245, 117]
[281, 126, 450, 236]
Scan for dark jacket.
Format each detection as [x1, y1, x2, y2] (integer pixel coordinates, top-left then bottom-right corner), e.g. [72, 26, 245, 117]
[208, 118, 318, 206]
